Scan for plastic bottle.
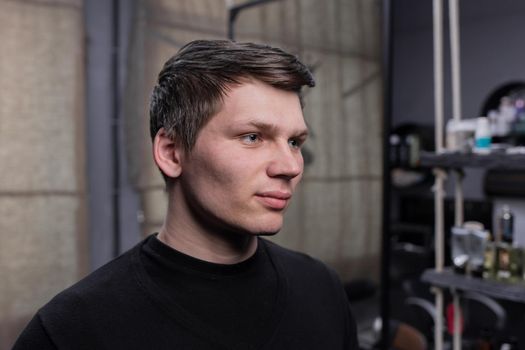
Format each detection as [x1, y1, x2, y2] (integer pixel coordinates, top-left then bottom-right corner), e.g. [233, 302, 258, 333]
[488, 110, 499, 137]
[496, 205, 515, 281]
[389, 134, 400, 167]
[406, 134, 420, 168]
[499, 205, 514, 244]
[474, 117, 492, 154]
[500, 97, 516, 121]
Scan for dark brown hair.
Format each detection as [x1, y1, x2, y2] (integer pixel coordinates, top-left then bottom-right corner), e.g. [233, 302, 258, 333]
[149, 39, 315, 154]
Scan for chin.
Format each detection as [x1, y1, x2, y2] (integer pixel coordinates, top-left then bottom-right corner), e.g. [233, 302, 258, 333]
[254, 229, 280, 236]
[249, 221, 283, 236]
[238, 221, 282, 236]
[233, 213, 284, 236]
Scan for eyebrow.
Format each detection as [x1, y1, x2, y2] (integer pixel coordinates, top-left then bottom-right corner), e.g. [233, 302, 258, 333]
[247, 120, 309, 138]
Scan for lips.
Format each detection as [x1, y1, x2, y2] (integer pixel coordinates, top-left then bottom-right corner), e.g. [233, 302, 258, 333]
[256, 191, 292, 210]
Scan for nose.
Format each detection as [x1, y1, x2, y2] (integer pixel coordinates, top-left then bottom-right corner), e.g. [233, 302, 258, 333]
[266, 142, 303, 179]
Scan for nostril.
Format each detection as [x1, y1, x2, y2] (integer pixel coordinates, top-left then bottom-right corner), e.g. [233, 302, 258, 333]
[267, 159, 303, 179]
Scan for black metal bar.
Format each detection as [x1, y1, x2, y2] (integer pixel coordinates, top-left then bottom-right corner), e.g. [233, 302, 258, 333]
[380, 0, 393, 348]
[227, 0, 281, 40]
[112, 0, 121, 258]
[420, 151, 525, 170]
[422, 268, 525, 303]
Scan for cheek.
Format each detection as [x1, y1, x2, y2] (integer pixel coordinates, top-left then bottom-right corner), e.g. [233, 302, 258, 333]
[188, 153, 246, 195]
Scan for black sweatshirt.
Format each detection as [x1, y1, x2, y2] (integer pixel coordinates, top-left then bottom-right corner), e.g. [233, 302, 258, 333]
[13, 235, 358, 349]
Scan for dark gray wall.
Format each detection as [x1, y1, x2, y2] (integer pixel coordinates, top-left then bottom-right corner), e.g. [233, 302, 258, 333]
[393, 0, 525, 126]
[392, 0, 525, 199]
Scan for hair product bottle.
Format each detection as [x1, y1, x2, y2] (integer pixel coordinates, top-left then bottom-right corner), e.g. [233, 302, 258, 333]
[474, 117, 492, 154]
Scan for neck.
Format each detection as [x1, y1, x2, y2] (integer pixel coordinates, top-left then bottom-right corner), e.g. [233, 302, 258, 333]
[158, 226, 257, 265]
[158, 196, 258, 265]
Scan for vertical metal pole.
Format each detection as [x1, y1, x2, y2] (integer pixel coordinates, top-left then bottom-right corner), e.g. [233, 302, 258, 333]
[449, 0, 462, 123]
[433, 0, 444, 154]
[434, 170, 446, 274]
[381, 0, 393, 348]
[454, 172, 464, 227]
[111, 0, 121, 257]
[453, 291, 461, 350]
[433, 0, 445, 349]
[449, 0, 464, 225]
[433, 170, 446, 350]
[449, 2, 463, 348]
[227, 9, 237, 40]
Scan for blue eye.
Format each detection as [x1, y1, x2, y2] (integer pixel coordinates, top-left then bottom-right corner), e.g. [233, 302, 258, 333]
[288, 139, 301, 148]
[241, 134, 260, 144]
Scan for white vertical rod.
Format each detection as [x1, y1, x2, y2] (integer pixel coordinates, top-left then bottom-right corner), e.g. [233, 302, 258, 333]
[449, 3, 463, 348]
[450, 0, 463, 228]
[434, 170, 446, 350]
[434, 170, 446, 273]
[450, 0, 464, 226]
[453, 291, 461, 350]
[454, 171, 464, 226]
[433, 2, 445, 349]
[433, 0, 444, 350]
[434, 0, 444, 154]
[449, 0, 462, 122]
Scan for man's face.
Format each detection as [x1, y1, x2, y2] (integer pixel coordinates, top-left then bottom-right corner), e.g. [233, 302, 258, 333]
[177, 79, 307, 236]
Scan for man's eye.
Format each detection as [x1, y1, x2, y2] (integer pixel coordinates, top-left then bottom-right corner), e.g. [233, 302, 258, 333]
[241, 134, 260, 144]
[288, 139, 302, 148]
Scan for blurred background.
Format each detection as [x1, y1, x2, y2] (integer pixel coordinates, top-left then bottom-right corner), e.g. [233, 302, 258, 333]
[3, 0, 525, 349]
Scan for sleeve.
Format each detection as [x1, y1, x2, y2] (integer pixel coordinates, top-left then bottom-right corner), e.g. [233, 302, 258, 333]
[12, 314, 58, 350]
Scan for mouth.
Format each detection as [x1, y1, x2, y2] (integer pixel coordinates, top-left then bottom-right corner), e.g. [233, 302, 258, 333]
[255, 191, 292, 210]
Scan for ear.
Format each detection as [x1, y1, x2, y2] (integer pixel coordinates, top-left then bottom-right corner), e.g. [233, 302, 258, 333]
[153, 128, 183, 179]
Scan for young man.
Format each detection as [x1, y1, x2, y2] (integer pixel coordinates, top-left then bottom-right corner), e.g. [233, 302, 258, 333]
[14, 40, 358, 349]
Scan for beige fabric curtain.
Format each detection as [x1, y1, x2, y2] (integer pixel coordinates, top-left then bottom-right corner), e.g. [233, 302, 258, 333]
[0, 0, 87, 348]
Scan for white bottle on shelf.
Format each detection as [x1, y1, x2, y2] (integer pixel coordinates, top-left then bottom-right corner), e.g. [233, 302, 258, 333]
[474, 117, 491, 154]
[500, 97, 516, 123]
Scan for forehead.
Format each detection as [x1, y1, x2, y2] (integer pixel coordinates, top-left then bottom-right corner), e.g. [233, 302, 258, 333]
[209, 80, 307, 131]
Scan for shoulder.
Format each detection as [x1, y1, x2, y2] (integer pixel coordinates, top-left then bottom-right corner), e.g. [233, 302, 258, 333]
[261, 238, 343, 289]
[53, 242, 139, 299]
[30, 241, 149, 348]
[38, 242, 143, 327]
